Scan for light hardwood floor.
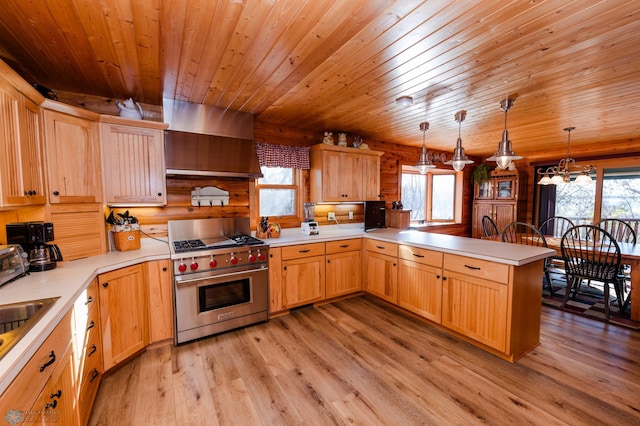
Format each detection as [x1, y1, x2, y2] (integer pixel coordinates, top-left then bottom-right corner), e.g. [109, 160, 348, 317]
[89, 296, 640, 425]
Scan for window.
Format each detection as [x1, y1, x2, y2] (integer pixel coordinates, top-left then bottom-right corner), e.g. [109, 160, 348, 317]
[601, 167, 640, 219]
[401, 165, 461, 223]
[257, 166, 297, 217]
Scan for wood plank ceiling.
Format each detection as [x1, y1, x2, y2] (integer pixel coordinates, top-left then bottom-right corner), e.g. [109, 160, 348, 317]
[0, 0, 638, 162]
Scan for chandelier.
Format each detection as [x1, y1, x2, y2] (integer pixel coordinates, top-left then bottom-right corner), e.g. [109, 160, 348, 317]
[537, 127, 594, 185]
[415, 122, 436, 174]
[444, 110, 473, 171]
[486, 97, 522, 169]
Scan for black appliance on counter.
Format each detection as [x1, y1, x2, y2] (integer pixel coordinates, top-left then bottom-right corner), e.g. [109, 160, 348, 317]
[6, 222, 63, 272]
[364, 201, 386, 231]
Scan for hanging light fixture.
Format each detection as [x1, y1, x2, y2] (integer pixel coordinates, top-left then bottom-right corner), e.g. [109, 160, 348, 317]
[537, 127, 594, 185]
[415, 122, 436, 174]
[444, 110, 474, 171]
[486, 97, 522, 169]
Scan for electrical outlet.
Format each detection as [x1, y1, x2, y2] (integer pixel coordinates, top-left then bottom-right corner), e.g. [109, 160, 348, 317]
[349, 211, 354, 219]
[328, 211, 336, 221]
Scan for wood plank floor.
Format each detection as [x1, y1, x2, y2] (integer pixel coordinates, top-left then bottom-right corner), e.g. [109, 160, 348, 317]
[89, 296, 640, 425]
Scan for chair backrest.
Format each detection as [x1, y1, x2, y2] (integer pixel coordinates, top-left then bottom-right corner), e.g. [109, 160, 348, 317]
[561, 225, 622, 281]
[501, 221, 548, 247]
[482, 215, 499, 238]
[539, 216, 575, 238]
[596, 218, 636, 244]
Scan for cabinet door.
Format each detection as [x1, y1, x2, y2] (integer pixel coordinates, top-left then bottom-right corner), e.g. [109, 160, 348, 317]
[268, 247, 284, 313]
[364, 250, 397, 303]
[494, 203, 517, 233]
[0, 84, 21, 206]
[326, 250, 362, 298]
[474, 180, 492, 200]
[441, 270, 508, 352]
[361, 154, 380, 200]
[472, 203, 494, 238]
[495, 177, 516, 200]
[145, 259, 173, 343]
[282, 255, 325, 308]
[321, 151, 362, 201]
[98, 264, 147, 370]
[18, 96, 46, 204]
[398, 259, 442, 323]
[43, 110, 102, 203]
[101, 123, 166, 205]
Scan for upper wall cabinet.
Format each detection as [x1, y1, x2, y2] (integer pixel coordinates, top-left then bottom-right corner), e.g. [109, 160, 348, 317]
[310, 144, 383, 203]
[99, 116, 168, 206]
[42, 100, 102, 204]
[0, 81, 46, 207]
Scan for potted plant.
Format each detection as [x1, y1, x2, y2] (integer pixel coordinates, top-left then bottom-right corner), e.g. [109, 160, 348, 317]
[472, 164, 491, 185]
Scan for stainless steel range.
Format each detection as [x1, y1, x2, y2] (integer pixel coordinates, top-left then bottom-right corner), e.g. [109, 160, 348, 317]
[168, 218, 269, 344]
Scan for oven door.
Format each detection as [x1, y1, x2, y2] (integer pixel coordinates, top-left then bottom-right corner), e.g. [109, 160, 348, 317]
[174, 266, 268, 344]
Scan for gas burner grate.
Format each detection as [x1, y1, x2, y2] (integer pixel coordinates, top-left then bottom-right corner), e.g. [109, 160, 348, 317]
[173, 239, 206, 252]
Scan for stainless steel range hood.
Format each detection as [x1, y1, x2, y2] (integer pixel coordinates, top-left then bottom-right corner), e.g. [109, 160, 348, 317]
[163, 98, 262, 178]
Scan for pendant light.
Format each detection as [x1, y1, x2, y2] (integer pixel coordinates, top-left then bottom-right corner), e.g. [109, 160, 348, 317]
[486, 97, 522, 169]
[415, 122, 435, 174]
[444, 110, 473, 171]
[537, 127, 594, 185]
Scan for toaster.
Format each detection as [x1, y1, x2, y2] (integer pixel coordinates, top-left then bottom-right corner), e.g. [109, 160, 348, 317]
[0, 244, 29, 287]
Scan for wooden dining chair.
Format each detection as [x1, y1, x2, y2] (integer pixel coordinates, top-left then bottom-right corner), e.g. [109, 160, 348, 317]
[539, 216, 575, 238]
[560, 225, 626, 320]
[482, 215, 499, 238]
[595, 218, 636, 244]
[501, 221, 554, 295]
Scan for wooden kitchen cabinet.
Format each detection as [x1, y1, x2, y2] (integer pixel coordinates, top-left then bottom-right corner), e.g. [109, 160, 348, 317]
[364, 239, 398, 303]
[0, 310, 73, 420]
[282, 243, 325, 308]
[268, 247, 284, 313]
[325, 239, 362, 298]
[100, 116, 168, 205]
[145, 259, 174, 343]
[0, 81, 46, 207]
[42, 101, 102, 204]
[472, 169, 525, 238]
[98, 264, 148, 370]
[310, 144, 383, 202]
[397, 245, 443, 323]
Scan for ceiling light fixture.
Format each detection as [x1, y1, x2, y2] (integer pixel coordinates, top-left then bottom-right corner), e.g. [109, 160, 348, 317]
[486, 97, 522, 169]
[396, 96, 413, 107]
[537, 127, 594, 185]
[415, 122, 436, 174]
[444, 110, 474, 171]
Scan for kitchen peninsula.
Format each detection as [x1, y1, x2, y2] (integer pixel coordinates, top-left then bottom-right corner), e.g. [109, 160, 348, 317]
[0, 228, 553, 420]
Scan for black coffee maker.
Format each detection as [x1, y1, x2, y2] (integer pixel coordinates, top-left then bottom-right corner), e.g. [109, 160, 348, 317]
[6, 222, 63, 271]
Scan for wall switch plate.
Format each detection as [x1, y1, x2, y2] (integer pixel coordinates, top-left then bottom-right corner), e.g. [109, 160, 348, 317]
[328, 211, 336, 221]
[348, 211, 354, 219]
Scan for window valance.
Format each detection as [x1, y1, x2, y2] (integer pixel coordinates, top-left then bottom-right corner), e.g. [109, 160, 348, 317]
[255, 142, 310, 169]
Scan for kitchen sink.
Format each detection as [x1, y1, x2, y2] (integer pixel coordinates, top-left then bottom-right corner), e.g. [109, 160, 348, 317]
[0, 297, 59, 361]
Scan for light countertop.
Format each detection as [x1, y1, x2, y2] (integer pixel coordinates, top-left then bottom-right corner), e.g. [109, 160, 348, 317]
[1, 226, 554, 394]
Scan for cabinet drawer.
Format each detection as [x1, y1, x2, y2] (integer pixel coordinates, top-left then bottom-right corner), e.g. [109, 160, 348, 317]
[365, 239, 398, 257]
[444, 254, 510, 284]
[326, 238, 362, 254]
[282, 243, 325, 260]
[399, 245, 443, 267]
[0, 309, 73, 413]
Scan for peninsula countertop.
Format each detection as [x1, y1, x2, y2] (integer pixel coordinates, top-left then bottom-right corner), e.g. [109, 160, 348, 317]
[1, 226, 553, 394]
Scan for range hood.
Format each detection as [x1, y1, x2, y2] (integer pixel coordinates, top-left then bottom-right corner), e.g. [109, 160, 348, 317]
[163, 98, 263, 178]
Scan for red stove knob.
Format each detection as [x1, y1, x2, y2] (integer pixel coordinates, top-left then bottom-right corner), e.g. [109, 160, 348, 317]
[190, 261, 199, 271]
[248, 254, 256, 262]
[209, 258, 217, 268]
[230, 255, 238, 265]
[257, 251, 265, 261]
[178, 263, 187, 273]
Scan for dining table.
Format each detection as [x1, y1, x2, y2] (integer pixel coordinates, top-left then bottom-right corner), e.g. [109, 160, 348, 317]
[542, 236, 640, 321]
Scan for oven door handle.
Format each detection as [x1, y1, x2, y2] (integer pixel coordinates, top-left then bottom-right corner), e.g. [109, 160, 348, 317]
[175, 268, 259, 286]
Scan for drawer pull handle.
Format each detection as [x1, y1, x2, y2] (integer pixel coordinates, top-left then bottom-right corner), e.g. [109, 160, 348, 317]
[50, 390, 62, 399]
[412, 253, 425, 258]
[88, 344, 97, 357]
[46, 399, 58, 409]
[465, 264, 481, 270]
[376, 245, 385, 249]
[89, 368, 99, 382]
[339, 244, 350, 248]
[299, 249, 311, 253]
[40, 351, 56, 372]
[85, 296, 93, 305]
[87, 320, 95, 331]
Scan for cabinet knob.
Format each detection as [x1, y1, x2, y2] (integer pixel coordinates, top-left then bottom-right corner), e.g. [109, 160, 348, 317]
[436, 275, 441, 279]
[45, 399, 58, 409]
[158, 192, 162, 196]
[50, 390, 62, 399]
[162, 267, 167, 271]
[85, 296, 93, 305]
[53, 191, 60, 196]
[102, 282, 109, 288]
